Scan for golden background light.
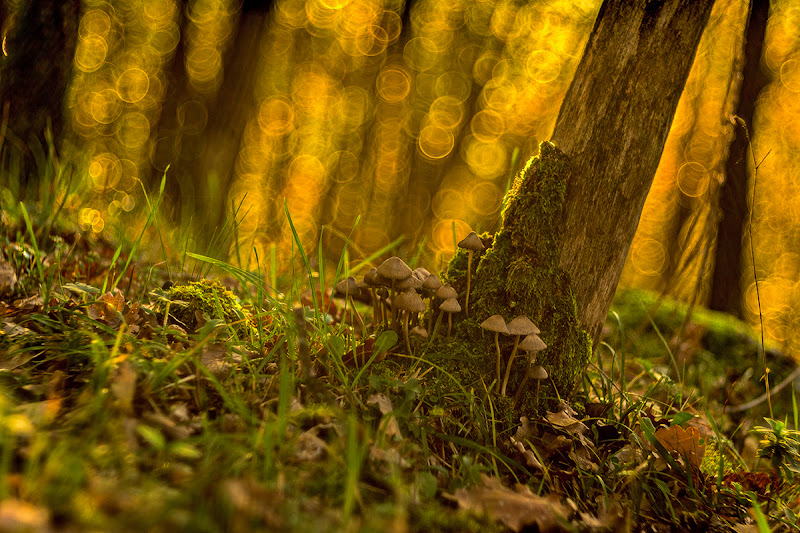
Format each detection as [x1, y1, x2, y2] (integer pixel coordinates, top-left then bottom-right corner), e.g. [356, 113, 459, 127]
[43, 0, 800, 356]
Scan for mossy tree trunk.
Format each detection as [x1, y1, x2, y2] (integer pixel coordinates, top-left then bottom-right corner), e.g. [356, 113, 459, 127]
[452, 0, 715, 407]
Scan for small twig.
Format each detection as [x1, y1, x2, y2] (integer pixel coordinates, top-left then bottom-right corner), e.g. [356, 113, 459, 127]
[733, 115, 772, 419]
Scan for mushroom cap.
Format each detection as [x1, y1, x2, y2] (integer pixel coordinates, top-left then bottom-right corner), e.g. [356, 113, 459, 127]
[335, 276, 360, 296]
[531, 365, 548, 379]
[413, 267, 431, 279]
[435, 284, 458, 300]
[480, 314, 509, 334]
[439, 297, 461, 313]
[458, 231, 485, 252]
[376, 256, 412, 281]
[394, 289, 427, 313]
[363, 268, 379, 287]
[519, 334, 547, 352]
[397, 275, 423, 291]
[507, 315, 540, 336]
[422, 274, 442, 291]
[410, 325, 429, 338]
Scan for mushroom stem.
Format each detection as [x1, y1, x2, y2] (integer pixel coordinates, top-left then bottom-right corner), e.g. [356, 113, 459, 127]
[513, 367, 529, 406]
[494, 332, 502, 385]
[390, 280, 397, 330]
[500, 335, 521, 395]
[447, 313, 453, 338]
[370, 288, 382, 325]
[403, 311, 411, 354]
[465, 250, 473, 318]
[431, 309, 443, 341]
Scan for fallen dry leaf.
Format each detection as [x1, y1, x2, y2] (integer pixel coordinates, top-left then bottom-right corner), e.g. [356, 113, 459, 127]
[367, 393, 403, 440]
[654, 425, 705, 469]
[445, 474, 567, 532]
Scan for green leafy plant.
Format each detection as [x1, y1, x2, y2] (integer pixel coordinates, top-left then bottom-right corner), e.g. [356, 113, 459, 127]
[752, 418, 800, 480]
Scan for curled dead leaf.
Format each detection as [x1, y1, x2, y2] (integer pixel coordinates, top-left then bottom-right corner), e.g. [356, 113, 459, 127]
[445, 474, 567, 532]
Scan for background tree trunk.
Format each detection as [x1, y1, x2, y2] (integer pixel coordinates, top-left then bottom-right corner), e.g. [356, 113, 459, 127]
[0, 0, 80, 191]
[709, 0, 769, 318]
[550, 0, 716, 347]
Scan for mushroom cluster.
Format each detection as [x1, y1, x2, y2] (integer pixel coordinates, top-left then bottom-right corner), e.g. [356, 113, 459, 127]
[480, 314, 547, 398]
[334, 255, 460, 355]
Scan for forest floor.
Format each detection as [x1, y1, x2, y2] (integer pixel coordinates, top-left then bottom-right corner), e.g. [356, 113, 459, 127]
[1, 205, 799, 532]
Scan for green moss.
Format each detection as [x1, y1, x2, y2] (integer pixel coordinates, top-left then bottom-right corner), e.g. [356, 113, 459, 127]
[154, 279, 256, 339]
[445, 142, 592, 413]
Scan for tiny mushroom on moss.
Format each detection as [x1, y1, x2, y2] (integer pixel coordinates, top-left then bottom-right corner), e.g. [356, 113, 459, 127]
[530, 365, 549, 408]
[438, 297, 461, 339]
[394, 289, 427, 354]
[513, 334, 548, 404]
[376, 256, 412, 329]
[480, 314, 509, 387]
[410, 325, 428, 339]
[501, 316, 541, 395]
[457, 231, 485, 318]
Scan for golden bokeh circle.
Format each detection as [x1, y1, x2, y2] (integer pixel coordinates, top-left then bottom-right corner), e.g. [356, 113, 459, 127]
[116, 68, 150, 103]
[75, 35, 108, 72]
[258, 97, 295, 137]
[525, 49, 562, 84]
[631, 238, 666, 277]
[676, 161, 709, 198]
[376, 67, 411, 103]
[418, 125, 455, 160]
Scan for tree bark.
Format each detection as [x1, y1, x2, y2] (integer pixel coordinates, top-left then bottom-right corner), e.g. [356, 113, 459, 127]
[550, 0, 716, 346]
[709, 0, 769, 317]
[0, 0, 80, 191]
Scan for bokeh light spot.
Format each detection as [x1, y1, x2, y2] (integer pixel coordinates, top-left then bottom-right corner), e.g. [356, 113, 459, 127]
[526, 49, 562, 84]
[676, 161, 709, 198]
[116, 68, 150, 103]
[470, 109, 506, 142]
[328, 151, 360, 183]
[75, 35, 108, 72]
[376, 67, 411, 103]
[631, 238, 666, 276]
[418, 126, 455, 160]
[468, 182, 502, 216]
[432, 218, 472, 254]
[780, 59, 800, 92]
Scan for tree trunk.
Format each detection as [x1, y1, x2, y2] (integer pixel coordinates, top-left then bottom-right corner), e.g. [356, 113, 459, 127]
[452, 0, 715, 407]
[550, 0, 716, 346]
[0, 0, 80, 192]
[709, 0, 769, 317]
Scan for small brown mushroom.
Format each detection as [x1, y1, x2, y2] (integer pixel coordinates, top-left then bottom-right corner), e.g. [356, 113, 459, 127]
[530, 365, 548, 408]
[376, 256, 412, 329]
[501, 316, 541, 395]
[394, 289, 427, 354]
[480, 314, 509, 386]
[438, 297, 461, 338]
[513, 335, 548, 404]
[410, 325, 428, 339]
[457, 231, 485, 318]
